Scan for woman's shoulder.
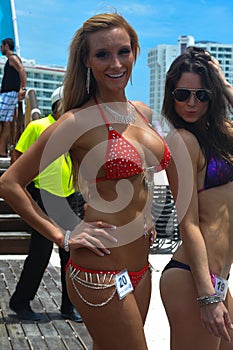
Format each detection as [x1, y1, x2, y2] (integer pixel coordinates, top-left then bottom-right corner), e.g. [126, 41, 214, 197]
[171, 128, 199, 144]
[130, 100, 153, 123]
[55, 103, 105, 138]
[58, 103, 94, 123]
[166, 128, 201, 161]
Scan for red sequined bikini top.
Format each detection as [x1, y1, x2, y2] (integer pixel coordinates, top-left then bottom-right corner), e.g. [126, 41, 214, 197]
[92, 97, 171, 183]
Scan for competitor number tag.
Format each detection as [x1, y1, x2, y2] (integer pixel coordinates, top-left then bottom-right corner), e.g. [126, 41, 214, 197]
[114, 269, 134, 300]
[214, 276, 229, 300]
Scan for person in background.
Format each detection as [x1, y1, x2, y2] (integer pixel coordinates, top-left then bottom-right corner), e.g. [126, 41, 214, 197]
[0, 13, 170, 349]
[0, 38, 27, 156]
[9, 87, 84, 322]
[160, 46, 233, 350]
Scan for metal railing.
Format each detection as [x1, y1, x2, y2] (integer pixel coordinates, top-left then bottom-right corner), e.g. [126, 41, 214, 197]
[9, 89, 41, 161]
[151, 185, 181, 254]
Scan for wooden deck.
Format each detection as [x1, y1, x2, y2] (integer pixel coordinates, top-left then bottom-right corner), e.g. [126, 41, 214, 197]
[0, 259, 93, 350]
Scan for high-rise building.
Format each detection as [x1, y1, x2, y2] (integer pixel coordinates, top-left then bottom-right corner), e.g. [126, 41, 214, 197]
[0, 56, 65, 116]
[148, 36, 233, 128]
[0, 0, 66, 117]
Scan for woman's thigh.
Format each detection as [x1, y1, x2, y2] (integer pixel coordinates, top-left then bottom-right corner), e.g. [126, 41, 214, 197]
[160, 268, 220, 350]
[134, 269, 152, 324]
[66, 269, 151, 350]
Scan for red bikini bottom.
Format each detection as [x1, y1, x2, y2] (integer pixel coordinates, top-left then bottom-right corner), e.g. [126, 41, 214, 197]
[66, 258, 149, 289]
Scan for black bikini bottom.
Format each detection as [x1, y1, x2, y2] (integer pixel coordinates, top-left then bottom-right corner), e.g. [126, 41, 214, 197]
[162, 259, 191, 274]
[162, 259, 230, 281]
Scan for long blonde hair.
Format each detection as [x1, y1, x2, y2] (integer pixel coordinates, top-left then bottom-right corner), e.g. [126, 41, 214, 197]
[64, 12, 140, 189]
[63, 12, 140, 112]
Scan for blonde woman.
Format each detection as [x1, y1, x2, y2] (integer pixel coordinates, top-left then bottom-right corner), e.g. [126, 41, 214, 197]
[0, 13, 170, 349]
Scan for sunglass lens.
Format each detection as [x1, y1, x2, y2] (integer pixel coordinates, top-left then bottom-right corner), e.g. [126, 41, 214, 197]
[196, 90, 209, 102]
[174, 89, 190, 102]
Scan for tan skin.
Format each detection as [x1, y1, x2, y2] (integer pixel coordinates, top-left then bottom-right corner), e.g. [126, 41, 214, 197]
[160, 72, 233, 350]
[0, 42, 27, 156]
[0, 27, 166, 350]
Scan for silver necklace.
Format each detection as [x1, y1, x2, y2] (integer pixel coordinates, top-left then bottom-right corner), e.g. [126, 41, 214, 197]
[104, 101, 136, 124]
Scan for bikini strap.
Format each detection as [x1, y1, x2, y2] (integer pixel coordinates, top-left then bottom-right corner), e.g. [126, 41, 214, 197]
[128, 101, 164, 141]
[94, 97, 111, 129]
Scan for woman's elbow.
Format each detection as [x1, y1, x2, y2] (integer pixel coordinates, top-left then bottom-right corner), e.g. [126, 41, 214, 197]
[0, 174, 15, 199]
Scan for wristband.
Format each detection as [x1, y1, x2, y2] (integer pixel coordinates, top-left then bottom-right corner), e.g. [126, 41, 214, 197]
[64, 230, 71, 252]
[31, 108, 41, 116]
[9, 144, 15, 151]
[197, 293, 222, 306]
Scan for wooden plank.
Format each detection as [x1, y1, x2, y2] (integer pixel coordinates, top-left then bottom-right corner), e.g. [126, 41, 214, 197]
[0, 259, 92, 350]
[37, 322, 67, 350]
[0, 237, 30, 254]
[6, 323, 31, 350]
[0, 216, 30, 231]
[65, 321, 93, 350]
[25, 336, 49, 350]
[20, 323, 47, 350]
[0, 232, 30, 238]
[0, 157, 10, 169]
[56, 333, 91, 350]
[43, 336, 67, 350]
[44, 266, 62, 307]
[0, 198, 15, 214]
[0, 192, 31, 254]
[36, 275, 61, 318]
[2, 260, 24, 296]
[0, 323, 12, 350]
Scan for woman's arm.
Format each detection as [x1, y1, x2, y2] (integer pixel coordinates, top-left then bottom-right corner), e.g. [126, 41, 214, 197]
[0, 113, 117, 255]
[209, 56, 233, 106]
[166, 128, 233, 341]
[166, 129, 214, 295]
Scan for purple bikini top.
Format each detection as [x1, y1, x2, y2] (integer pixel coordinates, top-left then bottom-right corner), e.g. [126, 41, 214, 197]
[198, 155, 233, 193]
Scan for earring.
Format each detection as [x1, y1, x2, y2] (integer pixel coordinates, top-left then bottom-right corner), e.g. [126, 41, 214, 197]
[86, 67, 90, 94]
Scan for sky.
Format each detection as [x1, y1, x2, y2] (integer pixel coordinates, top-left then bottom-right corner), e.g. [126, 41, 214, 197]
[13, 0, 233, 104]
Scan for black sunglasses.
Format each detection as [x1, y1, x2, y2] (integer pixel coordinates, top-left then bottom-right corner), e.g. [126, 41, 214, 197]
[172, 88, 209, 102]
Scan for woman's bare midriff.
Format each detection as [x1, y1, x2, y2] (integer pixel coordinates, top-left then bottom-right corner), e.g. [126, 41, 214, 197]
[70, 233, 151, 272]
[70, 174, 153, 271]
[173, 182, 233, 277]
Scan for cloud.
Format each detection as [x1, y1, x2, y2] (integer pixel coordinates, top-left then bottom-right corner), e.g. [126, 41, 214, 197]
[121, 3, 155, 15]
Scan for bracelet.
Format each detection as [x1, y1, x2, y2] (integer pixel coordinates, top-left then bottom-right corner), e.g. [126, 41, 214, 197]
[197, 293, 222, 306]
[64, 230, 71, 252]
[31, 108, 41, 116]
[9, 144, 15, 151]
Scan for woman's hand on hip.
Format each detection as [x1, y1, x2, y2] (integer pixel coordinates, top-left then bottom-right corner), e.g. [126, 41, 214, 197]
[69, 220, 117, 256]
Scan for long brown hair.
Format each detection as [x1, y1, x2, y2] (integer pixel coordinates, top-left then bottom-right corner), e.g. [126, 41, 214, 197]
[162, 46, 233, 162]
